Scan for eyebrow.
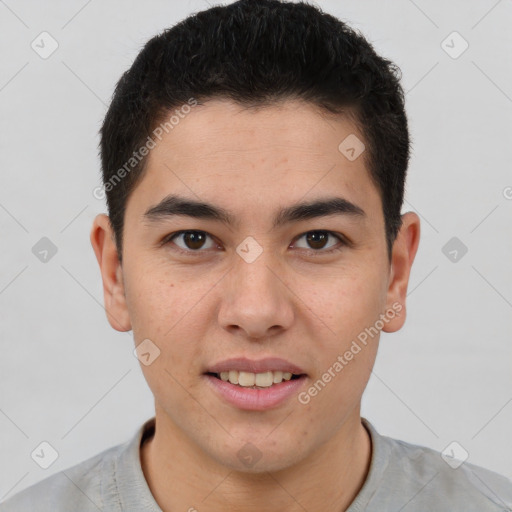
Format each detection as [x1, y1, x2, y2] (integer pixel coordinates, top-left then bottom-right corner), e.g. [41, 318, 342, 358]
[143, 193, 365, 230]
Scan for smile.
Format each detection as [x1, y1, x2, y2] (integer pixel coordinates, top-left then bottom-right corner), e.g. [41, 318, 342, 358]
[212, 370, 301, 388]
[204, 372, 307, 411]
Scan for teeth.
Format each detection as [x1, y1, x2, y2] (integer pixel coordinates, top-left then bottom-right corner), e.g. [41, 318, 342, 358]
[273, 371, 283, 383]
[238, 371, 255, 386]
[255, 371, 273, 387]
[216, 370, 299, 387]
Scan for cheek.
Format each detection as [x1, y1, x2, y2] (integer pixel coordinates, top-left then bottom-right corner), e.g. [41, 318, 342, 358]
[122, 270, 194, 386]
[304, 267, 387, 341]
[125, 271, 204, 411]
[124, 260, 192, 337]
[298, 264, 387, 403]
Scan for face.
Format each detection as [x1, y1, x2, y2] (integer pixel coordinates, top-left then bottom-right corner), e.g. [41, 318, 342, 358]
[91, 98, 419, 473]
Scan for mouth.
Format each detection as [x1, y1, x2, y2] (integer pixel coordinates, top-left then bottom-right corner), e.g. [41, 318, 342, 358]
[205, 370, 305, 389]
[203, 357, 308, 410]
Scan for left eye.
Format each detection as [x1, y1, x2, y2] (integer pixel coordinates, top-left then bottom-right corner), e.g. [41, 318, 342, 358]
[163, 230, 344, 253]
[293, 230, 344, 252]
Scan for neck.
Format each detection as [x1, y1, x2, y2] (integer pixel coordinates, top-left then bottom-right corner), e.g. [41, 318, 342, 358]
[140, 408, 371, 512]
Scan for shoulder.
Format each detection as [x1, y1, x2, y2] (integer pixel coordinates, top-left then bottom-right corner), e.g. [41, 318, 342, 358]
[363, 420, 512, 512]
[0, 442, 124, 512]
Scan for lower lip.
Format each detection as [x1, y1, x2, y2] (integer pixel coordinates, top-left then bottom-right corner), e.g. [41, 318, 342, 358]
[204, 374, 307, 411]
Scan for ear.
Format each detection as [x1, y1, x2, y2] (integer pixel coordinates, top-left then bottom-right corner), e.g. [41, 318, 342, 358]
[382, 212, 421, 333]
[90, 214, 132, 332]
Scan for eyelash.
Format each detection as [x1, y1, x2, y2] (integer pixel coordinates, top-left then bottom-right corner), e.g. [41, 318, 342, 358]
[161, 230, 348, 257]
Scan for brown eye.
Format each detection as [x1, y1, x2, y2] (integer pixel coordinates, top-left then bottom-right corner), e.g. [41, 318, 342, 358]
[306, 231, 329, 250]
[294, 230, 345, 252]
[183, 232, 206, 250]
[167, 231, 216, 251]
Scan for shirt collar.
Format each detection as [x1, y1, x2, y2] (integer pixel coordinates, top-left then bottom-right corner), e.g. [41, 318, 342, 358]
[107, 416, 387, 512]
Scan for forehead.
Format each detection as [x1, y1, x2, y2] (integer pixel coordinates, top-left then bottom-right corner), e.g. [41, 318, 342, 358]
[126, 98, 380, 221]
[151, 98, 364, 161]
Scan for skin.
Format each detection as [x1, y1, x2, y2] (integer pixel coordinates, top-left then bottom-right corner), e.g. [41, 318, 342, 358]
[91, 98, 420, 511]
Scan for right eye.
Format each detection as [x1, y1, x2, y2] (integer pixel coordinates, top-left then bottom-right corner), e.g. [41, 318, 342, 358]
[163, 230, 219, 253]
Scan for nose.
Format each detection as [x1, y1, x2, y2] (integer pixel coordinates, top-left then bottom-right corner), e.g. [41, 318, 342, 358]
[217, 248, 295, 340]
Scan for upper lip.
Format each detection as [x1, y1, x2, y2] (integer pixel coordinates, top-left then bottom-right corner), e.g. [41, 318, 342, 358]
[206, 357, 307, 375]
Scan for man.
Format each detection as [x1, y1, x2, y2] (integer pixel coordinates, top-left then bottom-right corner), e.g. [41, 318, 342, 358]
[2, 0, 511, 510]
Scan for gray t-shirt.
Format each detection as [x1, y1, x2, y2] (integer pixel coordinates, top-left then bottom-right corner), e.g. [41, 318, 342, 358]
[1, 417, 511, 511]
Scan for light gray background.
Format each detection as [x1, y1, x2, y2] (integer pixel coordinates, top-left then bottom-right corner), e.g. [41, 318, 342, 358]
[1, 0, 511, 500]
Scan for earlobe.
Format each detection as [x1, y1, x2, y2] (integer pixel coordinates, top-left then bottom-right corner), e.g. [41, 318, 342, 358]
[90, 214, 132, 332]
[382, 212, 421, 333]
